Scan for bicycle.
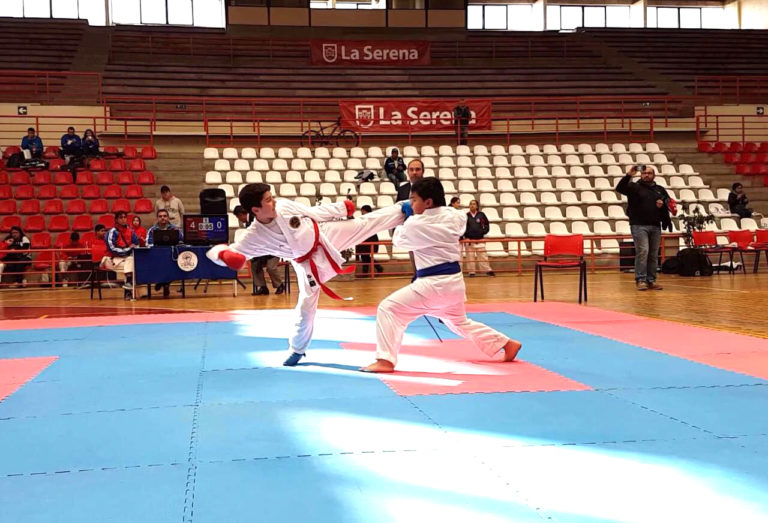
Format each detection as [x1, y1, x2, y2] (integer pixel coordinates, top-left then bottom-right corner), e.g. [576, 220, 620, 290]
[300, 117, 360, 149]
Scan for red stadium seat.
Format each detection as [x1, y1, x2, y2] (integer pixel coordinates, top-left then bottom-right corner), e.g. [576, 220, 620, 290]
[89, 158, 106, 170]
[136, 171, 155, 185]
[43, 146, 60, 159]
[10, 171, 31, 185]
[72, 215, 94, 232]
[55, 232, 70, 247]
[54, 171, 73, 185]
[109, 159, 126, 171]
[740, 153, 756, 164]
[96, 171, 114, 185]
[2, 146, 21, 159]
[140, 146, 157, 159]
[15, 185, 35, 199]
[125, 185, 144, 198]
[48, 159, 65, 170]
[755, 153, 768, 164]
[0, 215, 21, 232]
[97, 214, 114, 229]
[735, 164, 749, 175]
[759, 143, 768, 153]
[744, 142, 758, 153]
[47, 215, 70, 232]
[19, 200, 41, 215]
[112, 199, 131, 213]
[23, 215, 45, 232]
[0, 185, 10, 199]
[713, 142, 727, 153]
[60, 185, 79, 199]
[89, 199, 109, 214]
[117, 171, 134, 185]
[0, 171, 7, 184]
[750, 164, 768, 176]
[727, 142, 743, 153]
[81, 231, 95, 247]
[65, 199, 87, 215]
[76, 171, 94, 185]
[697, 142, 713, 153]
[0, 200, 16, 215]
[31, 232, 52, 249]
[103, 146, 119, 155]
[32, 170, 51, 185]
[103, 185, 122, 199]
[723, 153, 737, 164]
[81, 185, 101, 199]
[128, 159, 146, 171]
[123, 146, 138, 159]
[37, 185, 57, 199]
[43, 199, 64, 215]
[134, 198, 153, 214]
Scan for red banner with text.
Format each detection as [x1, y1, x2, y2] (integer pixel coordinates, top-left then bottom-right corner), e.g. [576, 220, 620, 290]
[339, 99, 493, 133]
[310, 40, 430, 66]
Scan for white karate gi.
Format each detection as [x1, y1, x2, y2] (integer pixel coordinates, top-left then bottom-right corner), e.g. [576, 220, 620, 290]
[209, 199, 405, 354]
[376, 206, 509, 366]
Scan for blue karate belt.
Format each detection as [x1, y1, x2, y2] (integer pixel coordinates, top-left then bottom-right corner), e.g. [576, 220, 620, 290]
[413, 261, 461, 281]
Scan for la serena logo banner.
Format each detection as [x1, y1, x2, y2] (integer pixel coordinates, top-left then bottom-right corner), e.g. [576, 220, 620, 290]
[340, 100, 493, 132]
[310, 40, 430, 66]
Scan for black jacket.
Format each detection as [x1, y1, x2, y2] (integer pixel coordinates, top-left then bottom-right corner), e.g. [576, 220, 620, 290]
[396, 181, 411, 202]
[616, 175, 672, 231]
[728, 192, 749, 211]
[464, 211, 490, 239]
[384, 157, 406, 176]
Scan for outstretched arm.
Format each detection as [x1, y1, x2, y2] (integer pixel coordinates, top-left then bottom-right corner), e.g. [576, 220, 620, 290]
[282, 198, 355, 223]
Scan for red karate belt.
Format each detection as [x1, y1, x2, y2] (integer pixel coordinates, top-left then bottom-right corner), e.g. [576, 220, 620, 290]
[294, 220, 355, 300]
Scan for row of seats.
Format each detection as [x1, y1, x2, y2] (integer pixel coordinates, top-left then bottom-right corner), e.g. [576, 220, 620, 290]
[1, 184, 149, 200]
[0, 145, 157, 160]
[0, 207, 152, 233]
[0, 170, 156, 186]
[203, 143, 664, 160]
[0, 197, 148, 215]
[698, 141, 768, 154]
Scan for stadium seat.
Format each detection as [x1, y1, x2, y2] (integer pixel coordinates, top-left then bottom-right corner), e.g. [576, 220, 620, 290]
[36, 184, 57, 199]
[89, 158, 107, 170]
[119, 146, 137, 159]
[111, 199, 130, 213]
[125, 185, 143, 199]
[0, 172, 7, 185]
[108, 159, 126, 171]
[3, 146, 21, 159]
[23, 215, 46, 232]
[89, 199, 109, 214]
[128, 159, 145, 171]
[136, 171, 155, 185]
[15, 185, 35, 199]
[103, 185, 122, 199]
[19, 200, 41, 215]
[134, 199, 153, 213]
[60, 185, 79, 199]
[10, 171, 31, 185]
[47, 215, 70, 232]
[31, 232, 52, 249]
[0, 215, 21, 232]
[53, 171, 73, 185]
[42, 199, 64, 215]
[245, 171, 262, 183]
[76, 171, 94, 185]
[203, 148, 219, 159]
[140, 146, 157, 159]
[96, 171, 114, 185]
[72, 215, 94, 232]
[81, 185, 100, 199]
[32, 170, 51, 185]
[0, 200, 16, 214]
[697, 142, 713, 153]
[96, 215, 113, 229]
[66, 199, 87, 214]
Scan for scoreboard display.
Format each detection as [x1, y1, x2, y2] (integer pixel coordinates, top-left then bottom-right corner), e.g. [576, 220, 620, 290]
[183, 215, 228, 245]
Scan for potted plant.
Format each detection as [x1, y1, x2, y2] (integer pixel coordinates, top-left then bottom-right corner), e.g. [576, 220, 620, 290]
[679, 203, 716, 248]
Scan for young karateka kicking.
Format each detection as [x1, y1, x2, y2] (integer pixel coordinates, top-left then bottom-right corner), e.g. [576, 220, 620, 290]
[207, 183, 408, 366]
[361, 177, 522, 373]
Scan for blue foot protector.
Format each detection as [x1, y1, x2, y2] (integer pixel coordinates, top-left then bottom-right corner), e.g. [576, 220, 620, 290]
[283, 352, 305, 367]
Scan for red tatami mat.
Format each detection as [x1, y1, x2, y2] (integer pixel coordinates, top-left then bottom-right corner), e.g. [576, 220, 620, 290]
[0, 356, 58, 402]
[342, 340, 590, 396]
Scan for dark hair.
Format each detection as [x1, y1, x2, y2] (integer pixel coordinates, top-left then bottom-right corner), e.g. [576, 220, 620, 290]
[84, 128, 96, 139]
[160, 185, 170, 193]
[69, 232, 80, 241]
[449, 196, 460, 205]
[239, 183, 271, 211]
[156, 209, 169, 217]
[67, 126, 75, 132]
[8, 225, 24, 238]
[27, 127, 35, 133]
[411, 177, 446, 208]
[114, 211, 127, 220]
[233, 205, 247, 216]
[132, 216, 141, 224]
[391, 148, 399, 155]
[732, 182, 743, 191]
[360, 204, 373, 213]
[95, 224, 106, 233]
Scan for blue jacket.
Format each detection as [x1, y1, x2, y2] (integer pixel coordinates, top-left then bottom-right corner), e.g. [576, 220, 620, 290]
[21, 136, 43, 152]
[83, 137, 100, 155]
[60, 133, 82, 152]
[146, 223, 183, 247]
[106, 225, 139, 257]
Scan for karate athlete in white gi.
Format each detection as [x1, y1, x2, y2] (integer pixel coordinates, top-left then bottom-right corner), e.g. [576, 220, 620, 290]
[361, 177, 522, 373]
[207, 183, 409, 366]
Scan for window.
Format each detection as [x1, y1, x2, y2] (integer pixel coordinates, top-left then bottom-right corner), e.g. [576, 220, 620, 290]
[467, 5, 483, 29]
[584, 6, 605, 28]
[52, 0, 77, 18]
[606, 5, 629, 28]
[111, 0, 141, 24]
[484, 5, 508, 30]
[546, 5, 560, 30]
[679, 8, 701, 29]
[168, 0, 193, 25]
[79, 0, 106, 25]
[656, 7, 679, 28]
[507, 4, 533, 31]
[23, 0, 50, 18]
[560, 6, 583, 30]
[140, 0, 167, 24]
[0, 0, 24, 17]
[646, 6, 656, 28]
[702, 7, 728, 29]
[192, 0, 224, 27]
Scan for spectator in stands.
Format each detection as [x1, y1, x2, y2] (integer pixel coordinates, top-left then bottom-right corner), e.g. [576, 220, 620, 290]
[60, 126, 82, 161]
[58, 231, 88, 287]
[21, 127, 43, 159]
[132, 216, 148, 246]
[155, 185, 185, 227]
[104, 211, 140, 299]
[396, 159, 425, 202]
[453, 99, 471, 146]
[82, 129, 100, 157]
[384, 148, 406, 185]
[0, 226, 32, 287]
[728, 183, 752, 218]
[355, 204, 384, 275]
[146, 209, 182, 298]
[616, 165, 672, 291]
[464, 199, 494, 277]
[450, 196, 461, 210]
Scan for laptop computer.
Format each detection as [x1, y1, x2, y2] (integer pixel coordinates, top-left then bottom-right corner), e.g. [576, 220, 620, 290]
[153, 228, 180, 246]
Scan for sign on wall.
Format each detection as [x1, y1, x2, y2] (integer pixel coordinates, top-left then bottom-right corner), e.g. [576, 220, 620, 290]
[339, 99, 492, 132]
[310, 40, 430, 66]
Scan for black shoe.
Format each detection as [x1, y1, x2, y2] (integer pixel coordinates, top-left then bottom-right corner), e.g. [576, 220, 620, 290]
[154, 283, 163, 292]
[283, 352, 305, 367]
[275, 283, 285, 295]
[374, 265, 384, 273]
[251, 287, 269, 296]
[487, 271, 495, 277]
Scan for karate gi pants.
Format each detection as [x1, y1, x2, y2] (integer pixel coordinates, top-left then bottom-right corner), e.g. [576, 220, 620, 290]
[375, 272, 509, 366]
[464, 242, 491, 274]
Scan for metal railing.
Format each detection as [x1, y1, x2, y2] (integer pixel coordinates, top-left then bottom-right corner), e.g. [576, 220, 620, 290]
[0, 70, 102, 105]
[696, 113, 768, 144]
[694, 76, 768, 105]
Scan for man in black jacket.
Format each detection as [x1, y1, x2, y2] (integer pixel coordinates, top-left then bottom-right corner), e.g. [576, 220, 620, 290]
[616, 165, 672, 291]
[384, 148, 406, 185]
[463, 199, 494, 277]
[453, 100, 471, 146]
[395, 159, 425, 202]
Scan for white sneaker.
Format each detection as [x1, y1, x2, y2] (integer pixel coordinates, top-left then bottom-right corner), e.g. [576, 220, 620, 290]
[122, 282, 133, 290]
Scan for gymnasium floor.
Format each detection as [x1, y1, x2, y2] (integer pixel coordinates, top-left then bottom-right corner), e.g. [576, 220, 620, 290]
[1, 273, 768, 522]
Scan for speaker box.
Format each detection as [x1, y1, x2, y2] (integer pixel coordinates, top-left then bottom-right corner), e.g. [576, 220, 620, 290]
[199, 188, 227, 215]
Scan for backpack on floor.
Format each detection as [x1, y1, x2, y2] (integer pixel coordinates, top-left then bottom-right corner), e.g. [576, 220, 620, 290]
[677, 248, 714, 277]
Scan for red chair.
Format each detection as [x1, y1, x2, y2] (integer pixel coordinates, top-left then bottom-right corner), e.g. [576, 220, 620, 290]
[752, 230, 768, 272]
[727, 142, 743, 153]
[103, 185, 122, 199]
[60, 185, 79, 199]
[31, 232, 52, 249]
[65, 199, 87, 214]
[743, 142, 758, 153]
[23, 215, 45, 232]
[0, 215, 21, 232]
[89, 199, 109, 214]
[727, 230, 754, 275]
[123, 146, 138, 159]
[724, 153, 738, 164]
[134, 198, 153, 213]
[81, 185, 101, 199]
[89, 158, 106, 170]
[140, 146, 157, 159]
[76, 171, 94, 185]
[533, 234, 588, 304]
[758, 142, 768, 153]
[755, 153, 768, 164]
[103, 146, 119, 155]
[136, 171, 155, 185]
[692, 231, 734, 274]
[97, 214, 114, 229]
[735, 164, 749, 175]
[80, 231, 96, 246]
[72, 215, 94, 232]
[112, 199, 131, 213]
[32, 170, 51, 185]
[48, 159, 65, 170]
[47, 215, 70, 232]
[15, 185, 35, 199]
[749, 164, 768, 176]
[697, 142, 713, 153]
[54, 171, 73, 185]
[43, 146, 60, 159]
[96, 171, 114, 185]
[739, 153, 755, 164]
[2, 146, 20, 159]
[117, 171, 134, 185]
[0, 185, 11, 199]
[19, 200, 41, 215]
[109, 159, 126, 171]
[0, 171, 7, 184]
[10, 171, 31, 185]
[713, 141, 727, 153]
[43, 199, 64, 215]
[55, 232, 70, 247]
[37, 185, 57, 199]
[0, 200, 16, 214]
[125, 185, 144, 198]
[128, 159, 146, 171]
